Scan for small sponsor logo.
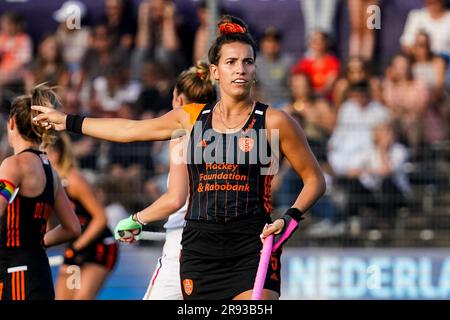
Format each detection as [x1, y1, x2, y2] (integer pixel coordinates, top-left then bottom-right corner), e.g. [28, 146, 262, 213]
[238, 137, 255, 152]
[183, 279, 194, 296]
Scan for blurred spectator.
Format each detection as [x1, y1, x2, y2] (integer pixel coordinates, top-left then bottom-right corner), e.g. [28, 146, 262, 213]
[255, 27, 295, 108]
[96, 175, 135, 229]
[328, 80, 390, 176]
[80, 24, 128, 87]
[25, 34, 70, 96]
[347, 0, 379, 60]
[78, 23, 128, 112]
[0, 11, 32, 100]
[291, 30, 340, 99]
[272, 156, 343, 238]
[410, 31, 449, 143]
[273, 71, 341, 237]
[91, 63, 140, 116]
[107, 104, 155, 189]
[333, 56, 382, 110]
[135, 61, 172, 115]
[411, 31, 447, 97]
[133, 0, 185, 78]
[342, 121, 411, 223]
[383, 54, 430, 156]
[53, 1, 90, 75]
[69, 133, 101, 171]
[285, 72, 335, 141]
[300, 0, 339, 39]
[401, 0, 450, 57]
[101, 0, 137, 50]
[193, 0, 225, 63]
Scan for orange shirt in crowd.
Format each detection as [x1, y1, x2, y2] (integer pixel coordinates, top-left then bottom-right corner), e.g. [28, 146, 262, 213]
[0, 32, 32, 75]
[291, 54, 340, 93]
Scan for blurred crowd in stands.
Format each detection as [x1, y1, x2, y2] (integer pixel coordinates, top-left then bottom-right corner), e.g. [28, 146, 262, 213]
[1, 0, 450, 241]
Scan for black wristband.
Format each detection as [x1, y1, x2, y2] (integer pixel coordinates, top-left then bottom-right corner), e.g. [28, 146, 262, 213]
[66, 114, 85, 134]
[285, 207, 304, 223]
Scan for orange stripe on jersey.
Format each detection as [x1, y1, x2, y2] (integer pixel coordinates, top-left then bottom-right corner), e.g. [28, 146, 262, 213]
[15, 198, 20, 247]
[0, 282, 3, 300]
[10, 201, 15, 247]
[20, 271, 25, 300]
[11, 200, 15, 247]
[263, 175, 273, 214]
[182, 103, 206, 125]
[6, 205, 11, 247]
[11, 272, 16, 300]
[16, 271, 20, 300]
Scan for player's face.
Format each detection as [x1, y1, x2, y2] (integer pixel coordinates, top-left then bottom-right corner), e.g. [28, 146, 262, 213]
[212, 42, 255, 100]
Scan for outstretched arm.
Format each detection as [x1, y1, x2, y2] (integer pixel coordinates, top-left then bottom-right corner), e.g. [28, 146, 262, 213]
[32, 106, 189, 143]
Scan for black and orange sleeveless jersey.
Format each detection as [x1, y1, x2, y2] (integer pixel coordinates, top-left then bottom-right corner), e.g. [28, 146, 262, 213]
[0, 149, 54, 249]
[60, 178, 117, 271]
[185, 102, 275, 223]
[62, 179, 113, 239]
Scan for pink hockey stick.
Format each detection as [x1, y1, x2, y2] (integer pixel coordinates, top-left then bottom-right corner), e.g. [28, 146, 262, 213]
[251, 234, 274, 300]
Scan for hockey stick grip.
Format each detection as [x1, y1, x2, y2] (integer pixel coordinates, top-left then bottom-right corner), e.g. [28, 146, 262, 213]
[251, 234, 274, 300]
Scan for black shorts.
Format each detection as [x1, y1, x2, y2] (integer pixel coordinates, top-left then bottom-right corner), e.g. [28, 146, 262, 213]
[0, 248, 54, 300]
[63, 236, 118, 271]
[180, 215, 281, 300]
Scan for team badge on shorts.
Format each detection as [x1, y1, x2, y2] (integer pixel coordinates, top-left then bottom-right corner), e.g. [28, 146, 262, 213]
[238, 137, 254, 152]
[183, 279, 194, 296]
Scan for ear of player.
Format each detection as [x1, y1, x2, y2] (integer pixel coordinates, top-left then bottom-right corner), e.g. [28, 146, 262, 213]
[271, 207, 304, 252]
[114, 214, 143, 241]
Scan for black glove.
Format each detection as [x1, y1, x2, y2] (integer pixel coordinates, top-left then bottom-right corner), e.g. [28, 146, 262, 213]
[272, 207, 304, 252]
[63, 243, 85, 266]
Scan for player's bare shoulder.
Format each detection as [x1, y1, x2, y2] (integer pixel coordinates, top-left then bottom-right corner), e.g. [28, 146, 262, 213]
[0, 155, 20, 175]
[265, 106, 293, 131]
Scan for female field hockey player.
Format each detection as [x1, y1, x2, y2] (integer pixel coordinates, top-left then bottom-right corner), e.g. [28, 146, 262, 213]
[32, 15, 325, 300]
[137, 61, 217, 300]
[0, 85, 80, 300]
[47, 133, 118, 300]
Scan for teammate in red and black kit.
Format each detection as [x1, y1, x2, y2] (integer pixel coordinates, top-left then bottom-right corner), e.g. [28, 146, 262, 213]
[32, 15, 326, 300]
[47, 133, 118, 300]
[0, 85, 80, 300]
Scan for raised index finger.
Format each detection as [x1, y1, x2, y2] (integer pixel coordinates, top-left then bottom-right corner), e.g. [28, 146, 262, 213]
[31, 105, 52, 113]
[32, 112, 49, 123]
